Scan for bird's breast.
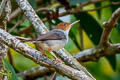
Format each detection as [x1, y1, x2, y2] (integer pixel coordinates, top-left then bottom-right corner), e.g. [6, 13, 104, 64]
[38, 39, 67, 51]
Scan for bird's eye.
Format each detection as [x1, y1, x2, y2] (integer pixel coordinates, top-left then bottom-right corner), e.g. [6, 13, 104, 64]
[63, 24, 66, 26]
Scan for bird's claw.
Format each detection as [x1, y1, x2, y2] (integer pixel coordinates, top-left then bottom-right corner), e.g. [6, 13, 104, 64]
[53, 58, 64, 64]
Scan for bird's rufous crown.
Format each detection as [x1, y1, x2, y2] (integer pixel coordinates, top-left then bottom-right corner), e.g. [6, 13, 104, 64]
[55, 20, 80, 31]
[56, 22, 71, 31]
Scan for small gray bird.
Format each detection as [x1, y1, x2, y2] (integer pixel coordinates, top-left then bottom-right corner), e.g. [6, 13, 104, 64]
[29, 20, 79, 59]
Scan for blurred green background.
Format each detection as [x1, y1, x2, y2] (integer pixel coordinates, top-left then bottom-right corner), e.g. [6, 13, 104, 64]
[2, 0, 120, 80]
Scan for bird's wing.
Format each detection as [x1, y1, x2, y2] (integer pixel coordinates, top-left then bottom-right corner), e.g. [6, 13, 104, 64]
[36, 29, 66, 41]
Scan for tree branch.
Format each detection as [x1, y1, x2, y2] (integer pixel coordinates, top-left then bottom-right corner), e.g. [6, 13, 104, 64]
[0, 28, 95, 80]
[81, 2, 120, 12]
[18, 42, 120, 79]
[0, 0, 7, 17]
[16, 4, 120, 80]
[73, 44, 120, 62]
[74, 8, 120, 62]
[16, 0, 48, 35]
[18, 43, 120, 79]
[17, 66, 53, 80]
[0, 42, 8, 79]
[100, 8, 120, 46]
[4, 0, 11, 21]
[15, 0, 94, 79]
[79, 0, 108, 8]
[8, 17, 25, 33]
[9, 8, 21, 21]
[43, 1, 120, 22]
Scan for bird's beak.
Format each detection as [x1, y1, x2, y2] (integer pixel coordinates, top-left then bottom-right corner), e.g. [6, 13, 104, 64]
[70, 20, 80, 27]
[65, 20, 80, 34]
[67, 20, 80, 30]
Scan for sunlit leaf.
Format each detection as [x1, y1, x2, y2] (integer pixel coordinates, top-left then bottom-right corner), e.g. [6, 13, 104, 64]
[110, 28, 120, 43]
[94, 2, 101, 19]
[9, 48, 38, 72]
[2, 58, 19, 80]
[74, 12, 103, 45]
[69, 0, 90, 6]
[105, 56, 116, 70]
[100, 1, 112, 22]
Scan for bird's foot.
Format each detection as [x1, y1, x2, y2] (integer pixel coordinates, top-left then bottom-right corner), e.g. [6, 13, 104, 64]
[41, 50, 47, 56]
[53, 58, 64, 64]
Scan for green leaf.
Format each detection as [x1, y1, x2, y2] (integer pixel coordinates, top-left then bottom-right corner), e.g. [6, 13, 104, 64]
[100, 1, 112, 22]
[38, 12, 46, 19]
[20, 19, 30, 27]
[105, 56, 116, 70]
[74, 12, 103, 45]
[69, 0, 90, 6]
[28, 0, 37, 9]
[0, 72, 7, 76]
[69, 30, 81, 50]
[94, 2, 101, 19]
[2, 58, 19, 80]
[110, 28, 120, 43]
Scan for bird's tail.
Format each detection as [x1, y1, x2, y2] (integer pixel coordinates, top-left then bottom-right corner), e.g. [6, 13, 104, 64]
[21, 39, 37, 43]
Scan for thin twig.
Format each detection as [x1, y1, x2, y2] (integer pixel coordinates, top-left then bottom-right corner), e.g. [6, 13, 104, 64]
[50, 72, 56, 80]
[17, 26, 35, 38]
[17, 26, 33, 34]
[17, 66, 53, 80]
[4, 0, 11, 21]
[9, 8, 21, 21]
[44, 75, 48, 80]
[99, 8, 120, 46]
[82, 2, 120, 12]
[42, 1, 120, 22]
[14, 36, 31, 41]
[8, 17, 25, 33]
[74, 43, 120, 62]
[79, 0, 108, 8]
[0, 0, 7, 17]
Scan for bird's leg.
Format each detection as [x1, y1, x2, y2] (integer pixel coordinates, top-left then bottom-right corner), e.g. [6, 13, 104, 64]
[36, 47, 48, 64]
[48, 49, 57, 58]
[41, 50, 47, 56]
[48, 49, 64, 64]
[36, 44, 47, 56]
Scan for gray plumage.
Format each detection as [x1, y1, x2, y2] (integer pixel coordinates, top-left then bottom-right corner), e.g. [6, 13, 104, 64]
[36, 29, 67, 41]
[36, 29, 68, 51]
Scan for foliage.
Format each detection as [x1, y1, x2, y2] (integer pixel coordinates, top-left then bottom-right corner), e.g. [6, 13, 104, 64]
[2, 58, 21, 80]
[1, 0, 120, 80]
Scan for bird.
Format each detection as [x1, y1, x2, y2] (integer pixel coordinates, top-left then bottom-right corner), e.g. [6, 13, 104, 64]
[25, 20, 80, 60]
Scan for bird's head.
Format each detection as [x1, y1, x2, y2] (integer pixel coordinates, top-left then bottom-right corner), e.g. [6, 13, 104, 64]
[56, 20, 80, 33]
